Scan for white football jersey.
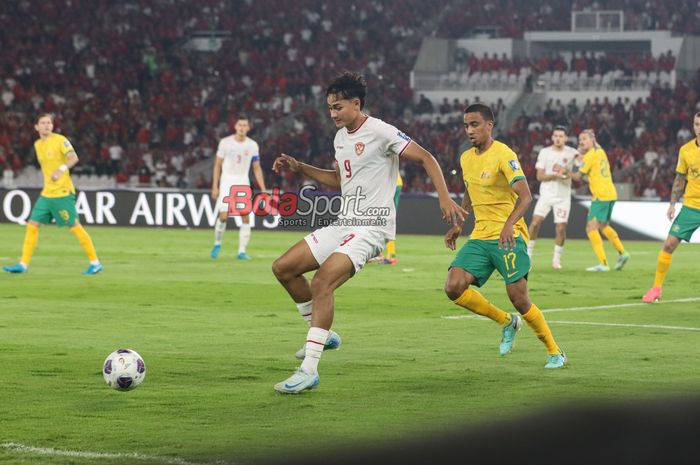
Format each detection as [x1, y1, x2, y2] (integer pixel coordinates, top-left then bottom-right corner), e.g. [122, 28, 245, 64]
[535, 145, 578, 198]
[216, 136, 259, 185]
[334, 116, 411, 239]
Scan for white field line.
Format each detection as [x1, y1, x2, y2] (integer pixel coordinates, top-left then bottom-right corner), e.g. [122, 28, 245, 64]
[442, 297, 700, 320]
[546, 320, 700, 332]
[0, 442, 228, 465]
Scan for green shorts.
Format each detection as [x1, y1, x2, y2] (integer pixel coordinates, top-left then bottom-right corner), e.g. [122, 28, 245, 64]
[587, 200, 615, 222]
[29, 194, 79, 227]
[669, 205, 700, 242]
[449, 236, 530, 287]
[394, 186, 401, 210]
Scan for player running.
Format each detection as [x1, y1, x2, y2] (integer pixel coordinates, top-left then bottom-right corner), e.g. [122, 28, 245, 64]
[444, 104, 566, 369]
[643, 112, 700, 302]
[3, 113, 102, 275]
[527, 125, 578, 269]
[210, 116, 267, 260]
[271, 72, 465, 393]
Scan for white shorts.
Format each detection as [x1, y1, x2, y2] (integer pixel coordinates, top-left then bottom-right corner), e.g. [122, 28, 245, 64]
[304, 224, 386, 274]
[217, 178, 250, 212]
[533, 196, 571, 223]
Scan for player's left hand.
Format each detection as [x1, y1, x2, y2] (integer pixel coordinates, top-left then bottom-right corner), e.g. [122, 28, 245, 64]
[498, 224, 515, 250]
[50, 169, 63, 181]
[444, 225, 462, 250]
[440, 199, 467, 227]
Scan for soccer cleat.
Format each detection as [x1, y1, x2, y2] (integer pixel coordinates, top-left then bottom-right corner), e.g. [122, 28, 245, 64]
[544, 352, 567, 369]
[642, 287, 662, 303]
[237, 252, 251, 260]
[3, 263, 27, 273]
[614, 251, 631, 271]
[274, 367, 320, 394]
[552, 260, 562, 270]
[586, 264, 609, 272]
[210, 244, 221, 259]
[499, 314, 522, 356]
[83, 263, 103, 275]
[382, 258, 398, 265]
[295, 330, 342, 360]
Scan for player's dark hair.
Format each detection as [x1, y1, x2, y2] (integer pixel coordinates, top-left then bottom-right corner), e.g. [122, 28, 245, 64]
[36, 112, 54, 123]
[326, 71, 367, 109]
[694, 112, 700, 119]
[236, 115, 249, 122]
[464, 103, 494, 122]
[553, 125, 568, 134]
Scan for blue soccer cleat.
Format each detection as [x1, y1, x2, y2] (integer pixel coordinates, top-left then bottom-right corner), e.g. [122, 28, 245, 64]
[499, 314, 521, 356]
[210, 244, 221, 259]
[295, 330, 342, 360]
[274, 367, 320, 394]
[614, 251, 631, 271]
[237, 252, 251, 260]
[586, 264, 609, 272]
[83, 263, 103, 275]
[3, 263, 27, 274]
[544, 352, 567, 369]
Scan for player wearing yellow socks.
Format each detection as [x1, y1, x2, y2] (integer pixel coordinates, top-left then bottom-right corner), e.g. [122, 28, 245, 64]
[643, 112, 700, 303]
[444, 104, 565, 368]
[3, 113, 101, 275]
[570, 129, 630, 272]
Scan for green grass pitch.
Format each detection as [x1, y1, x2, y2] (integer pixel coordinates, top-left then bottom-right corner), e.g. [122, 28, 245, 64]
[1, 223, 699, 464]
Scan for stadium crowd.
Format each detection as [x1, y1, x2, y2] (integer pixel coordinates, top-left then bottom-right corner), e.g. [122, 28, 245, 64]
[0, 0, 698, 200]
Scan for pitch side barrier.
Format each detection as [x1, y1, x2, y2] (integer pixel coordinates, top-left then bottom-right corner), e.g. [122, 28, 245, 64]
[0, 188, 684, 241]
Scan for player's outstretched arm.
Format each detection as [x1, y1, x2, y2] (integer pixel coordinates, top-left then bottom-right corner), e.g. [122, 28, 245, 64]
[401, 142, 466, 226]
[272, 153, 340, 188]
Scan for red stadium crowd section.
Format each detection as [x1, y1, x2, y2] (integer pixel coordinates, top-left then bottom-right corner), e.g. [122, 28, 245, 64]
[0, 0, 698, 200]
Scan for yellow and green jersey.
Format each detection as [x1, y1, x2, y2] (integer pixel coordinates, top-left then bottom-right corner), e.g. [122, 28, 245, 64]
[35, 133, 76, 198]
[580, 147, 617, 201]
[460, 140, 529, 241]
[677, 139, 700, 209]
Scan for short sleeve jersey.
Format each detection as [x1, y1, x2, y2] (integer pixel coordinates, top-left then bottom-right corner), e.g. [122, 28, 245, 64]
[334, 116, 412, 239]
[216, 136, 260, 185]
[677, 139, 700, 209]
[35, 133, 76, 198]
[580, 147, 617, 201]
[535, 145, 578, 198]
[460, 140, 529, 241]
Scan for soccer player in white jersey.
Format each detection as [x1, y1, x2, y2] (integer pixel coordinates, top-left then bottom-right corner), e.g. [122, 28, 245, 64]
[210, 116, 267, 260]
[271, 71, 466, 394]
[527, 125, 578, 269]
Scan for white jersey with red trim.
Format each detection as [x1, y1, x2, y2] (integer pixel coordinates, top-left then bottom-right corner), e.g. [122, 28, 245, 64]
[333, 115, 411, 240]
[535, 145, 578, 199]
[216, 135, 260, 185]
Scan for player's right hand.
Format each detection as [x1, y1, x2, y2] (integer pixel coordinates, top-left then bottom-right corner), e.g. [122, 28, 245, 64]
[667, 204, 676, 221]
[211, 187, 219, 201]
[444, 225, 462, 250]
[440, 199, 467, 227]
[273, 153, 301, 173]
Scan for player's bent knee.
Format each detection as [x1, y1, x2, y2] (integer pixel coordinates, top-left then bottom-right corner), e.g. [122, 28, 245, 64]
[271, 258, 292, 281]
[444, 279, 467, 301]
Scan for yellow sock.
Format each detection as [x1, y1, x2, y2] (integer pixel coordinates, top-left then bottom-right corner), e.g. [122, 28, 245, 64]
[522, 303, 560, 355]
[602, 225, 625, 254]
[386, 240, 396, 259]
[587, 230, 608, 266]
[20, 223, 40, 266]
[453, 288, 511, 326]
[70, 224, 98, 262]
[653, 250, 673, 288]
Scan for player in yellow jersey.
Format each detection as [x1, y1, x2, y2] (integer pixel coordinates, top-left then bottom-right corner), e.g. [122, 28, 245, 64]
[382, 173, 402, 264]
[569, 129, 630, 272]
[3, 113, 102, 275]
[443, 104, 566, 368]
[642, 112, 700, 302]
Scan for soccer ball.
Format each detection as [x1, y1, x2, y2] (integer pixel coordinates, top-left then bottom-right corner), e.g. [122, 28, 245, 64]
[102, 349, 146, 391]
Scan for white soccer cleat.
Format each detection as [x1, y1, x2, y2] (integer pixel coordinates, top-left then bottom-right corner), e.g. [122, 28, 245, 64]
[274, 367, 320, 394]
[552, 260, 562, 270]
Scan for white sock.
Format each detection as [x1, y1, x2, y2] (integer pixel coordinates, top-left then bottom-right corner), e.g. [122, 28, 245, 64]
[90, 260, 100, 266]
[527, 240, 536, 258]
[301, 327, 329, 374]
[238, 224, 251, 254]
[553, 245, 564, 263]
[296, 300, 313, 326]
[214, 218, 227, 245]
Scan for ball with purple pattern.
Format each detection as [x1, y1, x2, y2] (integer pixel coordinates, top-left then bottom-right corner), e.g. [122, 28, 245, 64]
[102, 349, 146, 391]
